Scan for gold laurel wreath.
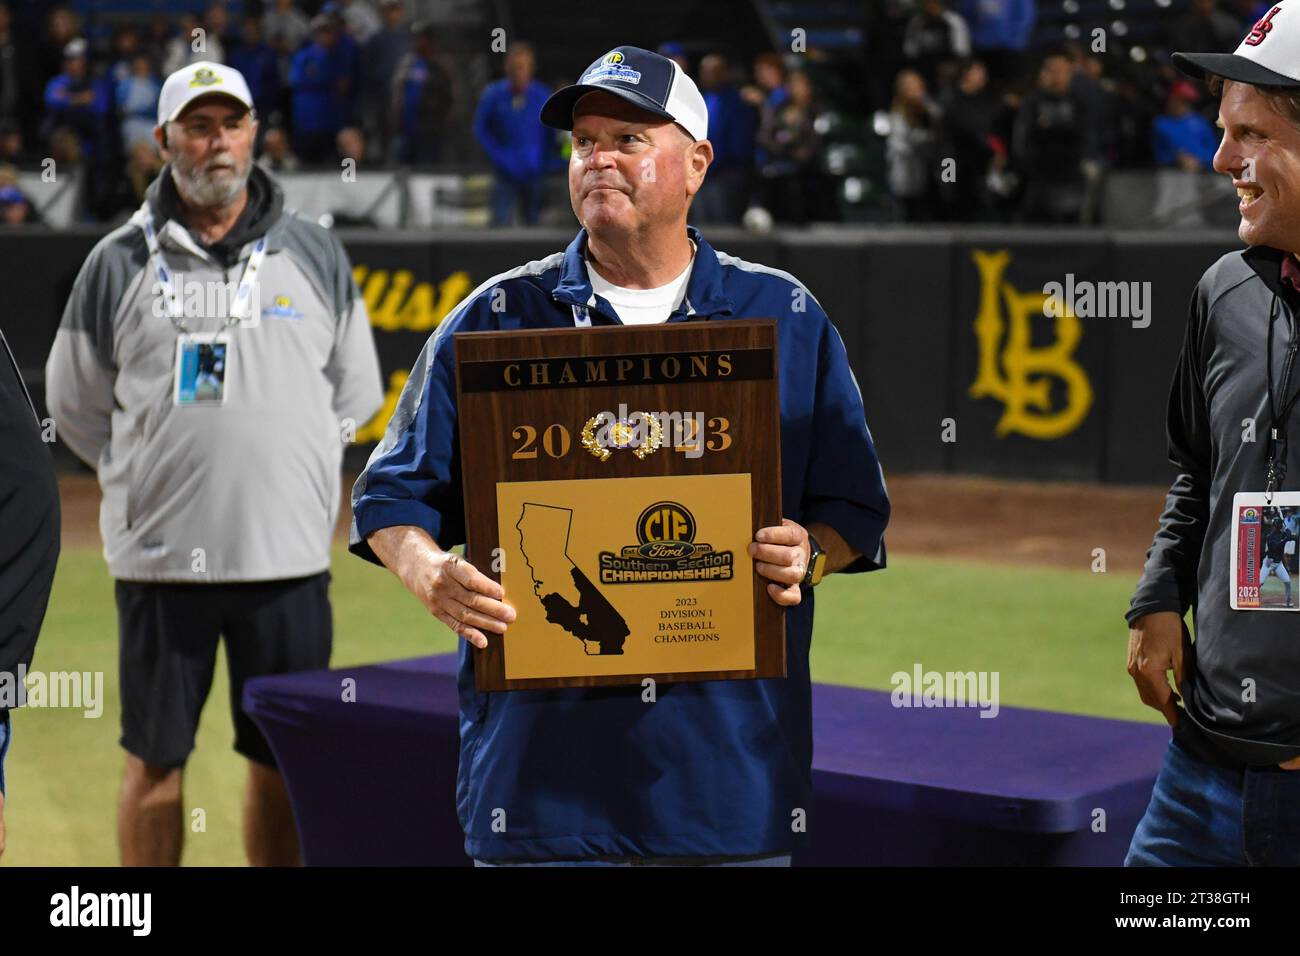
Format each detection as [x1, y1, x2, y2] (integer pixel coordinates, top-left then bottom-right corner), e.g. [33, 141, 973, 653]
[581, 413, 663, 461]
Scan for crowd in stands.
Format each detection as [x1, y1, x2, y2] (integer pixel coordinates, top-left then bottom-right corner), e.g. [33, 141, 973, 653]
[870, 0, 1271, 223]
[0, 0, 1281, 227]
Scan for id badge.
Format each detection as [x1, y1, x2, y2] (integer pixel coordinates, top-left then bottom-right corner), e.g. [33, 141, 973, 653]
[174, 332, 231, 406]
[1230, 491, 1300, 610]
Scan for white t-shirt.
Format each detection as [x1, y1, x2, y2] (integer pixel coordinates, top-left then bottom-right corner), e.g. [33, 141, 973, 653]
[585, 243, 696, 325]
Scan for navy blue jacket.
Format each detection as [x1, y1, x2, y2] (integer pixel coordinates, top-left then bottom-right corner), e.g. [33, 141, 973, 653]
[350, 226, 890, 860]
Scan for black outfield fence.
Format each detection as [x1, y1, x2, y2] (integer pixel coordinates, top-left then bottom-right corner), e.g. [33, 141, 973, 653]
[5, 226, 1241, 485]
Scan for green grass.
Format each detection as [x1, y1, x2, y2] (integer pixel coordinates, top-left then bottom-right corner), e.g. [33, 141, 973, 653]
[2, 549, 1156, 866]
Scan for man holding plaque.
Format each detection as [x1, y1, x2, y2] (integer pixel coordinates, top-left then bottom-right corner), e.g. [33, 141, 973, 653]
[351, 45, 889, 866]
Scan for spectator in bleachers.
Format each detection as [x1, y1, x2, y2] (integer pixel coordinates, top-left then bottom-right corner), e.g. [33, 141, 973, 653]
[164, 16, 225, 76]
[1013, 51, 1098, 223]
[42, 40, 109, 161]
[886, 69, 941, 222]
[364, 0, 409, 162]
[692, 53, 755, 224]
[229, 16, 281, 123]
[1065, 45, 1117, 164]
[46, 126, 80, 174]
[336, 125, 365, 165]
[264, 0, 311, 57]
[335, 0, 382, 46]
[0, 119, 34, 166]
[1172, 0, 1245, 54]
[473, 42, 552, 225]
[939, 59, 1005, 221]
[756, 69, 830, 224]
[903, 0, 971, 89]
[391, 21, 454, 166]
[124, 135, 162, 203]
[208, 3, 236, 47]
[326, 7, 364, 128]
[957, 0, 1035, 84]
[743, 52, 789, 114]
[656, 41, 690, 74]
[108, 27, 143, 88]
[0, 183, 36, 225]
[289, 15, 351, 164]
[116, 53, 160, 153]
[1152, 80, 1219, 172]
[743, 52, 789, 171]
[0, 4, 28, 139]
[257, 125, 300, 172]
[1110, 72, 1159, 169]
[143, 21, 170, 71]
[35, 8, 78, 113]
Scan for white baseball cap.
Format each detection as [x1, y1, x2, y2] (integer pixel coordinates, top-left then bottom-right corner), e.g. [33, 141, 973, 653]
[541, 46, 709, 141]
[1174, 2, 1300, 87]
[156, 61, 255, 127]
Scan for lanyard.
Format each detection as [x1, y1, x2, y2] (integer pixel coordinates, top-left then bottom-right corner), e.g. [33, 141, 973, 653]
[140, 205, 267, 334]
[1265, 289, 1299, 501]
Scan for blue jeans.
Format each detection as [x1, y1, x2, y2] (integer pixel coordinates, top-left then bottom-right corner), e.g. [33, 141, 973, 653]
[1126, 737, 1300, 866]
[474, 853, 792, 867]
[490, 175, 544, 226]
[0, 712, 9, 796]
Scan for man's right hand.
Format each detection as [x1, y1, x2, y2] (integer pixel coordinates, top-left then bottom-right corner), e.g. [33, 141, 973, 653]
[367, 526, 515, 648]
[1127, 611, 1189, 728]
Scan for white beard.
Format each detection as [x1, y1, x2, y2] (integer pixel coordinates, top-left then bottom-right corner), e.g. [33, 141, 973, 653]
[171, 149, 251, 208]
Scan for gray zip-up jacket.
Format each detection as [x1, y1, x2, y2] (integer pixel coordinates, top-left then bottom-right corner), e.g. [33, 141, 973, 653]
[1130, 244, 1300, 767]
[45, 165, 383, 583]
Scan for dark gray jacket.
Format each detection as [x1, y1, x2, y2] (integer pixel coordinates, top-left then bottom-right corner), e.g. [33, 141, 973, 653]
[0, 326, 59, 714]
[1130, 244, 1300, 768]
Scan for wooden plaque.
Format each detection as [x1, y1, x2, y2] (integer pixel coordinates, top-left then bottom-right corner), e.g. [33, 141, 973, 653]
[455, 318, 784, 691]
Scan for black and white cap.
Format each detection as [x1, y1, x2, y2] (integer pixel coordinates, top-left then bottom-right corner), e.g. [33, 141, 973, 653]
[541, 45, 709, 141]
[1174, 2, 1300, 88]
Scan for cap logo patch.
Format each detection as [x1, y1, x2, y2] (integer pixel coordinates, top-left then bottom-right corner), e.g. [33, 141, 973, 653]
[582, 50, 642, 86]
[1245, 5, 1282, 46]
[189, 67, 222, 87]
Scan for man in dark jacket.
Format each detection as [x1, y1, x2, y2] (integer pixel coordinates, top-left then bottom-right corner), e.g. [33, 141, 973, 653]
[1126, 6, 1300, 866]
[0, 325, 61, 859]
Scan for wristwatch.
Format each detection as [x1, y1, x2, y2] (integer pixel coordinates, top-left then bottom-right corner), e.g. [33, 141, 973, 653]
[802, 533, 827, 588]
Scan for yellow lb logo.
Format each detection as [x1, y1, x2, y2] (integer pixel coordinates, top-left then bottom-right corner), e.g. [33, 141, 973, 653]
[603, 51, 624, 65]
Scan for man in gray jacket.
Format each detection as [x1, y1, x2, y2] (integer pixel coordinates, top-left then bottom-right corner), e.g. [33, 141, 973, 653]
[45, 61, 383, 866]
[1127, 8, 1300, 866]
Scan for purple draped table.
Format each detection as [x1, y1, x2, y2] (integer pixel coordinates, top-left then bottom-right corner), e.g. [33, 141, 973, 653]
[243, 654, 1169, 865]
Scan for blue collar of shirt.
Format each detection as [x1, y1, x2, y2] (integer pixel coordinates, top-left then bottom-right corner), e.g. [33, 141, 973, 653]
[551, 225, 734, 324]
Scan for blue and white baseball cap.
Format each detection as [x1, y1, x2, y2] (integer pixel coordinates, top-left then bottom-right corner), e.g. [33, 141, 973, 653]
[1174, 2, 1300, 88]
[157, 61, 255, 126]
[541, 45, 709, 141]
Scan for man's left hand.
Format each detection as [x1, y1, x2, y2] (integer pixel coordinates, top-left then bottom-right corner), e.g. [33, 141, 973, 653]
[749, 518, 810, 607]
[1281, 756, 1300, 770]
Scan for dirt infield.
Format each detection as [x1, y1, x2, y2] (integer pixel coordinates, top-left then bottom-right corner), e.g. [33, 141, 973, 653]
[56, 471, 1168, 574]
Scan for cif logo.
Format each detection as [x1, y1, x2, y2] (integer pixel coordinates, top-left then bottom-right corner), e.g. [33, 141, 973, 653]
[603, 51, 625, 65]
[1244, 507, 1261, 521]
[189, 67, 221, 87]
[969, 249, 1093, 440]
[636, 501, 696, 558]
